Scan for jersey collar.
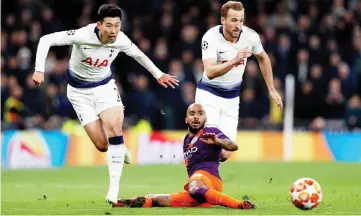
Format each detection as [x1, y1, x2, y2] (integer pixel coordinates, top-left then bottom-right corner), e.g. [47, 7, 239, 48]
[219, 25, 242, 43]
[94, 26, 101, 42]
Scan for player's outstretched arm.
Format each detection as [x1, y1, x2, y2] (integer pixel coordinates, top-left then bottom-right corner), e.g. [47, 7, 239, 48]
[32, 28, 84, 86]
[120, 36, 179, 88]
[200, 133, 238, 151]
[254, 51, 283, 110]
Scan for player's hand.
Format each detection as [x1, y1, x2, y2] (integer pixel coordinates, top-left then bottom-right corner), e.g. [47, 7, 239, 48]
[232, 48, 252, 65]
[157, 74, 179, 89]
[269, 89, 283, 110]
[32, 71, 45, 87]
[200, 133, 219, 145]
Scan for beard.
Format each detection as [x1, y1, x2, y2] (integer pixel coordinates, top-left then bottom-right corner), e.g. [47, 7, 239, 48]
[186, 122, 205, 134]
[226, 29, 240, 38]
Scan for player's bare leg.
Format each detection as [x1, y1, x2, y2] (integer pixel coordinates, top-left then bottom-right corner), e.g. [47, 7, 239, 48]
[84, 120, 108, 152]
[99, 105, 127, 204]
[83, 118, 131, 161]
[188, 180, 255, 209]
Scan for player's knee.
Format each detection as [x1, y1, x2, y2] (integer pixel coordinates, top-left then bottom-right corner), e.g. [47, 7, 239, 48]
[96, 145, 108, 152]
[94, 139, 108, 152]
[109, 125, 122, 137]
[106, 119, 123, 136]
[188, 185, 200, 196]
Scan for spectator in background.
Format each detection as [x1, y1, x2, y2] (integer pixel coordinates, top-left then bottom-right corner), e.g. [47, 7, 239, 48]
[192, 59, 203, 83]
[137, 37, 152, 57]
[350, 32, 361, 95]
[308, 34, 327, 66]
[345, 95, 361, 129]
[243, 60, 267, 100]
[309, 64, 327, 105]
[168, 59, 186, 84]
[3, 81, 24, 129]
[295, 80, 317, 119]
[309, 117, 326, 131]
[172, 24, 200, 58]
[338, 62, 355, 98]
[263, 27, 278, 53]
[180, 49, 196, 82]
[22, 73, 47, 127]
[46, 83, 74, 119]
[159, 60, 186, 129]
[125, 74, 158, 126]
[292, 15, 311, 49]
[1, 73, 9, 119]
[328, 52, 342, 79]
[326, 78, 346, 118]
[41, 7, 63, 34]
[295, 49, 310, 83]
[2, 0, 361, 131]
[275, 34, 291, 79]
[239, 88, 260, 129]
[268, 1, 296, 32]
[152, 38, 169, 72]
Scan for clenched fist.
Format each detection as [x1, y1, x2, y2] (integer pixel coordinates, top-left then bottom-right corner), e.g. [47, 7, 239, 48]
[32, 72, 44, 86]
[232, 47, 252, 65]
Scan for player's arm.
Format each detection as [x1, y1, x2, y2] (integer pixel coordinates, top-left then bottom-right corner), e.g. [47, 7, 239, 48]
[220, 150, 231, 162]
[254, 51, 275, 92]
[203, 58, 237, 80]
[33, 28, 84, 86]
[200, 133, 238, 151]
[215, 138, 238, 151]
[120, 35, 179, 88]
[251, 33, 283, 109]
[202, 32, 251, 80]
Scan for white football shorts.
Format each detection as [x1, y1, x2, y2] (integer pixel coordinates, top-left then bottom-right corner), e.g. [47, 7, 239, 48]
[195, 88, 239, 142]
[67, 79, 123, 126]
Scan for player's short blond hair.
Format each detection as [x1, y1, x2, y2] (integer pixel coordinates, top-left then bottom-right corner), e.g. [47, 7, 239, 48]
[221, 1, 244, 18]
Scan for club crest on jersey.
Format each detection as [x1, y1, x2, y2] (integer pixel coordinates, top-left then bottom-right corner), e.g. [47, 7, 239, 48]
[81, 57, 108, 67]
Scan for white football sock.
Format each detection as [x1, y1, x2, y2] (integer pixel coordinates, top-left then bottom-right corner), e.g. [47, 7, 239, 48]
[106, 137, 126, 204]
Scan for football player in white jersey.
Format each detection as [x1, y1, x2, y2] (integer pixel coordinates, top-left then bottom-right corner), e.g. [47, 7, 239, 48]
[196, 1, 283, 160]
[32, 4, 179, 204]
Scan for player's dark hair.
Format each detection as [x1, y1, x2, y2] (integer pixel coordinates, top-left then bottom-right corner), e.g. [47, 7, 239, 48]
[97, 4, 122, 21]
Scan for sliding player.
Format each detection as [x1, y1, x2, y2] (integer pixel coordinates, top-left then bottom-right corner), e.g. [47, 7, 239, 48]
[112, 103, 255, 209]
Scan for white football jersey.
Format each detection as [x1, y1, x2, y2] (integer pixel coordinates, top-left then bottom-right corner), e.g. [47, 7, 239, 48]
[35, 23, 163, 83]
[201, 25, 263, 89]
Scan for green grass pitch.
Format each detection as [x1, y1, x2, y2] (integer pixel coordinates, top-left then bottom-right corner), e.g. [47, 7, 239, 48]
[2, 162, 361, 215]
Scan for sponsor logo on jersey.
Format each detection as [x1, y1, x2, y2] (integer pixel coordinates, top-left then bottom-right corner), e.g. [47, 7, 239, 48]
[81, 58, 108, 67]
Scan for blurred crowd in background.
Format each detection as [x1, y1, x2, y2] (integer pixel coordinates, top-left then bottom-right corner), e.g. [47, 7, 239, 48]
[1, 0, 361, 131]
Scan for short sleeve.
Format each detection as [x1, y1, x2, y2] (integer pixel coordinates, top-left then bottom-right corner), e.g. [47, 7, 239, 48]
[249, 31, 264, 55]
[201, 31, 217, 60]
